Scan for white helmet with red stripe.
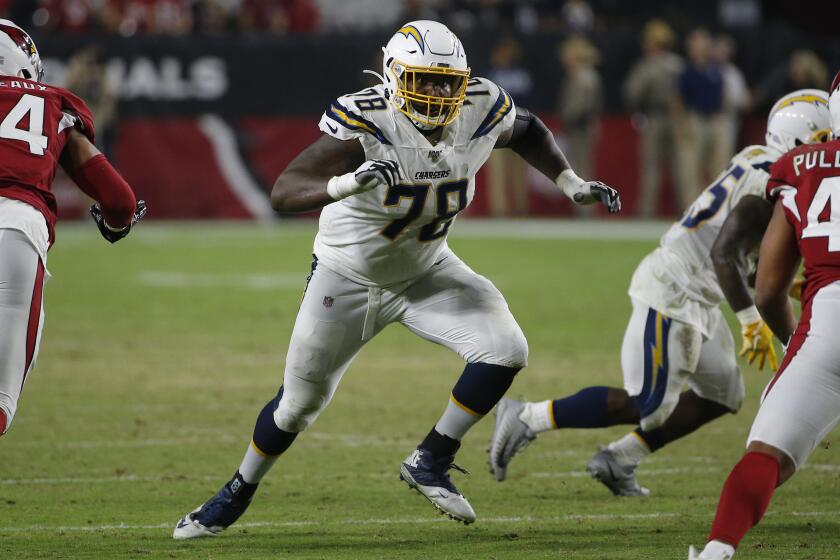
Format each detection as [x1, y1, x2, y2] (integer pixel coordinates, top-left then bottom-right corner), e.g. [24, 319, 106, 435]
[765, 89, 831, 153]
[830, 70, 840, 138]
[0, 19, 44, 82]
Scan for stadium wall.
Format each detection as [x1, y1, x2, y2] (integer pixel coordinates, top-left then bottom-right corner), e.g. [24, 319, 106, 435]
[36, 31, 818, 220]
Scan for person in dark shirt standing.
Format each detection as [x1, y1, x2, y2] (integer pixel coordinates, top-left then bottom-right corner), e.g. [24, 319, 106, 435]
[673, 28, 730, 211]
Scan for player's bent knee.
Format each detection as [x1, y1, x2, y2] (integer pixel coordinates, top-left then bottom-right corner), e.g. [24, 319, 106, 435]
[479, 324, 529, 368]
[273, 386, 331, 433]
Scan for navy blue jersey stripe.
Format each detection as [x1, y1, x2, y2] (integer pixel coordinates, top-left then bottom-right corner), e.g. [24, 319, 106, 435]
[471, 88, 513, 139]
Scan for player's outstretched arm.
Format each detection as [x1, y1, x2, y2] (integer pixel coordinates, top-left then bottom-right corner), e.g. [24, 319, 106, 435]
[60, 129, 145, 243]
[272, 135, 396, 213]
[494, 106, 621, 213]
[755, 201, 800, 344]
[712, 194, 777, 369]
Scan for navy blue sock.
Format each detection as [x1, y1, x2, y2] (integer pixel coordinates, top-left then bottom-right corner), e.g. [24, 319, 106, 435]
[451, 362, 521, 415]
[419, 428, 461, 458]
[551, 386, 612, 428]
[634, 427, 665, 452]
[228, 470, 259, 499]
[252, 386, 298, 456]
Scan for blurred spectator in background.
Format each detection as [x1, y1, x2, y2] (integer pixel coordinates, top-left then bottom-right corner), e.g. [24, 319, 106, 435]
[486, 36, 533, 217]
[64, 46, 118, 155]
[717, 0, 761, 28]
[31, 0, 98, 32]
[623, 19, 682, 218]
[672, 28, 728, 210]
[102, 0, 192, 36]
[487, 36, 533, 106]
[752, 49, 828, 113]
[317, 0, 400, 32]
[561, 0, 593, 33]
[556, 34, 601, 217]
[714, 34, 749, 154]
[193, 0, 229, 34]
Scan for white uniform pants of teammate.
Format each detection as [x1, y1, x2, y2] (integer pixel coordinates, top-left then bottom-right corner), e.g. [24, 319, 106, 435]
[748, 282, 840, 469]
[273, 248, 529, 433]
[0, 199, 49, 434]
[621, 298, 744, 430]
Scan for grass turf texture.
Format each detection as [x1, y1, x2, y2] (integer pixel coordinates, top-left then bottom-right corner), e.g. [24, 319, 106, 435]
[2, 221, 838, 559]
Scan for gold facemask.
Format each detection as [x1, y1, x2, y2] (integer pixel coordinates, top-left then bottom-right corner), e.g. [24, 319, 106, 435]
[810, 128, 832, 144]
[390, 61, 470, 127]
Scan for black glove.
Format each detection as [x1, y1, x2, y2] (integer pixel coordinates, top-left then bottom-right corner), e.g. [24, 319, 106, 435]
[90, 200, 147, 243]
[586, 181, 621, 213]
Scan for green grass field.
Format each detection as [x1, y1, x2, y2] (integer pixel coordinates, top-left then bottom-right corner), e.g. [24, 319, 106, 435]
[2, 220, 839, 559]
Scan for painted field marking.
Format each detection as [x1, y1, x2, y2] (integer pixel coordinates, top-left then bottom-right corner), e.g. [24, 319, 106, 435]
[3, 510, 840, 534]
[0, 512, 677, 533]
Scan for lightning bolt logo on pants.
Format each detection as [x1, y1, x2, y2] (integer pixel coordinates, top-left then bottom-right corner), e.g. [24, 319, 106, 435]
[636, 309, 672, 418]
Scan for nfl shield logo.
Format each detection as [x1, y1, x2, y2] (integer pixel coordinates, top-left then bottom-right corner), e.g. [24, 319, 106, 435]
[323, 296, 335, 308]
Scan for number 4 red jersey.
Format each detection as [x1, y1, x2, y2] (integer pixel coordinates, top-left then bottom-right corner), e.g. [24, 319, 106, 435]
[0, 76, 95, 244]
[766, 139, 840, 305]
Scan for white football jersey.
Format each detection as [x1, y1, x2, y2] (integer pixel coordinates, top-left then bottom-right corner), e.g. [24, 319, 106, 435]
[628, 145, 782, 336]
[313, 78, 515, 286]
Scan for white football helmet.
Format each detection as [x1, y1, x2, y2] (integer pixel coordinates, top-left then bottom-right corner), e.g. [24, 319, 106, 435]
[379, 20, 470, 129]
[829, 70, 840, 138]
[765, 89, 831, 153]
[0, 19, 43, 82]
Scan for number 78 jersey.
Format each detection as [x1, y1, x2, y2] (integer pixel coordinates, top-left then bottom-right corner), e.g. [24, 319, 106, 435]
[629, 144, 781, 336]
[314, 78, 515, 287]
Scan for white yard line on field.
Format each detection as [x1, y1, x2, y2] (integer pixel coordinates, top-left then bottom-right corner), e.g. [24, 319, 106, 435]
[3, 510, 840, 534]
[4, 460, 838, 487]
[0, 466, 736, 486]
[0, 512, 678, 534]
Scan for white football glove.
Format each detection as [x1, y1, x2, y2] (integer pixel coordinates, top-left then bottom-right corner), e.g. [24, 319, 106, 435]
[555, 169, 622, 213]
[327, 159, 401, 200]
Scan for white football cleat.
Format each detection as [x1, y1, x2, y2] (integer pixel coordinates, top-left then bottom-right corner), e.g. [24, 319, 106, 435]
[173, 474, 256, 539]
[400, 448, 476, 524]
[586, 446, 650, 497]
[688, 544, 734, 559]
[488, 397, 536, 482]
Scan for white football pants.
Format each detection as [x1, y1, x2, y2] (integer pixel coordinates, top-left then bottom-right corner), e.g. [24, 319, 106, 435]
[621, 298, 744, 430]
[0, 228, 47, 433]
[748, 282, 840, 470]
[273, 249, 528, 432]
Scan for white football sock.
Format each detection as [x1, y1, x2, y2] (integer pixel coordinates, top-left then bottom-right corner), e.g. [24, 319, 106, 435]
[518, 400, 555, 433]
[702, 540, 735, 559]
[435, 399, 482, 441]
[238, 441, 279, 484]
[606, 431, 651, 467]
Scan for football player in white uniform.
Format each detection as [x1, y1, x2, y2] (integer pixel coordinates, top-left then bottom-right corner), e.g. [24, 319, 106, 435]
[489, 90, 831, 496]
[172, 20, 620, 539]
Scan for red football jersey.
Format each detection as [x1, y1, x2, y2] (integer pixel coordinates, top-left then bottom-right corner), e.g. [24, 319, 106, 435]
[0, 76, 95, 243]
[767, 139, 840, 305]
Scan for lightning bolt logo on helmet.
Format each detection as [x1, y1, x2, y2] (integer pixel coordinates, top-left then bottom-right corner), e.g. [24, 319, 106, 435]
[766, 89, 832, 153]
